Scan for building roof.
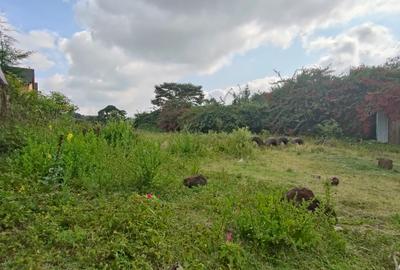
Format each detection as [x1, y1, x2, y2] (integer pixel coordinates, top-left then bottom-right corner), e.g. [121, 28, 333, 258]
[8, 67, 35, 85]
[0, 67, 7, 85]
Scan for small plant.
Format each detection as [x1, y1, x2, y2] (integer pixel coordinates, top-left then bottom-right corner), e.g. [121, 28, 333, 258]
[218, 242, 249, 269]
[43, 135, 65, 185]
[316, 119, 343, 139]
[131, 140, 162, 193]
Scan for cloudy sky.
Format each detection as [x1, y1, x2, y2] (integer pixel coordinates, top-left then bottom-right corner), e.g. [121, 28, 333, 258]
[1, 0, 400, 115]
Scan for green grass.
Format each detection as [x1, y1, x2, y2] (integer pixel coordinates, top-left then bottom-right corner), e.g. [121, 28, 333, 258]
[1, 123, 400, 269]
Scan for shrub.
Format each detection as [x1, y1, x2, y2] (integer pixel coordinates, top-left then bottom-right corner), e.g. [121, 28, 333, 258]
[167, 132, 204, 157]
[316, 119, 343, 138]
[180, 104, 245, 133]
[218, 128, 254, 158]
[134, 110, 161, 131]
[130, 139, 163, 193]
[236, 192, 338, 252]
[0, 124, 26, 154]
[101, 120, 136, 147]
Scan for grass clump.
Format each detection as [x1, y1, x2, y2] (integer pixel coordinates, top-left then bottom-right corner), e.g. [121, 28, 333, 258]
[235, 192, 344, 254]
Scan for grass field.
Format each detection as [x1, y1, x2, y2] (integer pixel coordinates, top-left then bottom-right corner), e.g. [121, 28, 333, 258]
[1, 123, 399, 269]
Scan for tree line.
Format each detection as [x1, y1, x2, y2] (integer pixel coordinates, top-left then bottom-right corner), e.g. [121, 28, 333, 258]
[134, 61, 400, 139]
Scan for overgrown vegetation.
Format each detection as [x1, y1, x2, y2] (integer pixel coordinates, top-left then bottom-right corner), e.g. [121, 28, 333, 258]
[1, 37, 400, 268]
[134, 60, 400, 141]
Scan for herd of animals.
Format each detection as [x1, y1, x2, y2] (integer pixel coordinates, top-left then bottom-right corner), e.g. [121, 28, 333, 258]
[251, 136, 303, 147]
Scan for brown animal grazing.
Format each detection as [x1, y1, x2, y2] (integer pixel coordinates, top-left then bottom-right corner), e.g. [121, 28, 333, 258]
[377, 158, 393, 170]
[330, 176, 339, 186]
[292, 137, 304, 145]
[265, 137, 278, 146]
[277, 136, 289, 145]
[183, 175, 207, 188]
[285, 187, 320, 212]
[251, 136, 265, 146]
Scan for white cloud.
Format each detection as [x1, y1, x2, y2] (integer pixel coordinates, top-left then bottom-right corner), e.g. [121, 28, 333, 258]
[15, 30, 57, 50]
[22, 52, 55, 70]
[0, 16, 59, 71]
[304, 23, 400, 73]
[5, 1, 400, 114]
[207, 75, 280, 103]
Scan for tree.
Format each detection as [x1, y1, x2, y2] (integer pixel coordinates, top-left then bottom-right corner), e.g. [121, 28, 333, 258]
[0, 20, 32, 120]
[151, 82, 204, 108]
[0, 20, 32, 71]
[98, 105, 127, 122]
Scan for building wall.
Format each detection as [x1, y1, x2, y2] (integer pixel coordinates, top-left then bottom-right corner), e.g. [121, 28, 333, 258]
[389, 119, 400, 144]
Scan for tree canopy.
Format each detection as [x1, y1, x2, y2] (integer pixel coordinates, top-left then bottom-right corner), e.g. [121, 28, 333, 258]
[0, 20, 32, 71]
[98, 105, 127, 122]
[151, 82, 204, 108]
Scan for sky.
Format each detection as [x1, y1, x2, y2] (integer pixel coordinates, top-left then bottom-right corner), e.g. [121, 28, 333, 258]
[1, 0, 400, 115]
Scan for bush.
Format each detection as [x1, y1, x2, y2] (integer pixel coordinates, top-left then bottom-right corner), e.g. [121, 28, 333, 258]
[316, 119, 343, 138]
[0, 124, 26, 154]
[180, 104, 246, 133]
[101, 120, 136, 147]
[134, 110, 161, 131]
[236, 192, 340, 252]
[219, 128, 254, 158]
[167, 132, 204, 157]
[130, 139, 163, 193]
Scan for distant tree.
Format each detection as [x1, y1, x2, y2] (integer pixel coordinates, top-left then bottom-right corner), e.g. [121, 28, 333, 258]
[134, 110, 160, 131]
[151, 82, 204, 131]
[0, 20, 32, 71]
[151, 82, 204, 108]
[231, 85, 251, 105]
[98, 105, 127, 122]
[158, 100, 191, 132]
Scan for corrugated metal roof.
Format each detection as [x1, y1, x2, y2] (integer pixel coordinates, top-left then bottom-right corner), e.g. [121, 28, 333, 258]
[0, 67, 7, 85]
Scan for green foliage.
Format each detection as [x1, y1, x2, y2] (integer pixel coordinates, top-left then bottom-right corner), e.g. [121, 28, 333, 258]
[6, 73, 76, 123]
[152, 82, 204, 108]
[97, 105, 127, 122]
[130, 139, 162, 193]
[180, 104, 245, 133]
[218, 242, 250, 269]
[0, 123, 26, 154]
[2, 122, 400, 269]
[0, 21, 32, 70]
[180, 103, 269, 133]
[0, 190, 174, 269]
[167, 132, 204, 157]
[101, 120, 135, 147]
[134, 110, 161, 131]
[217, 128, 254, 158]
[316, 119, 343, 138]
[158, 100, 190, 131]
[236, 192, 340, 252]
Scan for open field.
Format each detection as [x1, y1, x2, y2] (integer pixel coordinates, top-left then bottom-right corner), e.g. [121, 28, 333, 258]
[1, 123, 400, 269]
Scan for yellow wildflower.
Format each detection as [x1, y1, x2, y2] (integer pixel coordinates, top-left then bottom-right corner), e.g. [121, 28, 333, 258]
[67, 133, 74, 142]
